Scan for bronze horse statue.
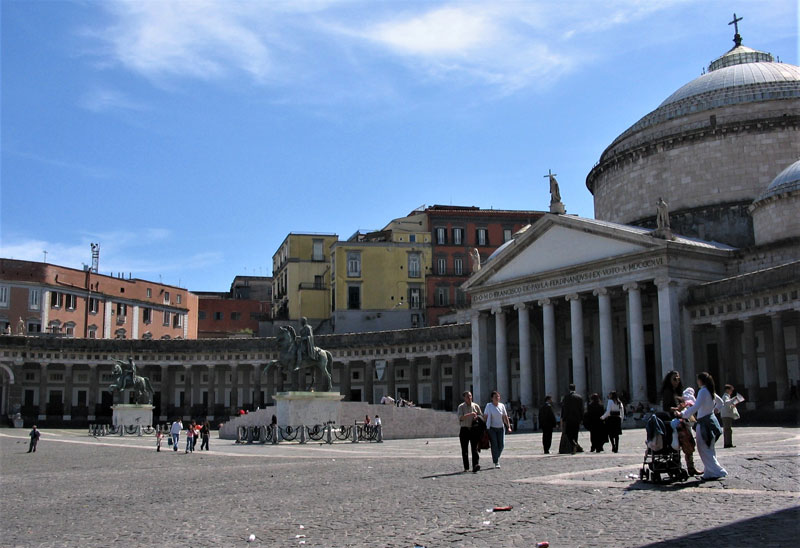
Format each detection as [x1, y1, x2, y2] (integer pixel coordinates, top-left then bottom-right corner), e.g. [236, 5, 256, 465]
[263, 325, 333, 391]
[109, 359, 154, 405]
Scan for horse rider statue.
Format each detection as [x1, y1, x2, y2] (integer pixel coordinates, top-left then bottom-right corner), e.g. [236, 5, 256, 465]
[295, 317, 319, 369]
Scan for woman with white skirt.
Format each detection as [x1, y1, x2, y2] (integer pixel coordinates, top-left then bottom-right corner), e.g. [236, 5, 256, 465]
[681, 372, 727, 480]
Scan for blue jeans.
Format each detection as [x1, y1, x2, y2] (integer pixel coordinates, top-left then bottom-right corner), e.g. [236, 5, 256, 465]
[488, 427, 505, 464]
[172, 433, 179, 451]
[186, 437, 194, 452]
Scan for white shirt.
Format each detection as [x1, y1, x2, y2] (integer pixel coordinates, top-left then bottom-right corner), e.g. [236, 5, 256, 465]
[682, 386, 723, 420]
[170, 421, 182, 435]
[484, 402, 508, 429]
[600, 399, 625, 420]
[374, 417, 382, 426]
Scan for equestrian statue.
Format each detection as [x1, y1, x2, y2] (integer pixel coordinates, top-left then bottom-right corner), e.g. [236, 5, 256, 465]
[263, 317, 333, 391]
[109, 358, 154, 405]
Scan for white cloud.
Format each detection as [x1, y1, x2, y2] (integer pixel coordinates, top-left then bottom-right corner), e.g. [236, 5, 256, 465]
[79, 87, 149, 113]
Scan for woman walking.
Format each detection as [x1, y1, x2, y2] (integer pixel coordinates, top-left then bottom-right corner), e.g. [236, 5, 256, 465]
[199, 421, 210, 451]
[585, 393, 607, 452]
[185, 421, 196, 453]
[483, 391, 512, 469]
[601, 391, 625, 453]
[682, 372, 727, 480]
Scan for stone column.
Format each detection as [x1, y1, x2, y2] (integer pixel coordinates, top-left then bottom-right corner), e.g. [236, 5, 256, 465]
[471, 310, 490, 405]
[714, 321, 730, 384]
[770, 312, 789, 405]
[38, 363, 47, 420]
[655, 278, 683, 379]
[340, 362, 351, 401]
[386, 359, 396, 400]
[593, 288, 615, 397]
[160, 364, 170, 421]
[515, 303, 533, 409]
[63, 364, 73, 421]
[183, 364, 192, 418]
[682, 307, 696, 385]
[88, 364, 98, 421]
[207, 364, 217, 417]
[229, 364, 239, 411]
[492, 306, 509, 400]
[409, 359, 419, 405]
[742, 318, 758, 408]
[624, 283, 647, 404]
[253, 364, 262, 408]
[364, 361, 374, 403]
[431, 356, 442, 409]
[539, 299, 558, 401]
[565, 294, 586, 396]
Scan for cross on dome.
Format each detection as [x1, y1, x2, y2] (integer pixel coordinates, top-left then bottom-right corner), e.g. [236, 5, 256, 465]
[729, 13, 743, 46]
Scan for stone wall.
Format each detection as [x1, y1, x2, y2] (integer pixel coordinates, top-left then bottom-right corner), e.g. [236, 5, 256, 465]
[752, 192, 800, 246]
[218, 403, 459, 440]
[588, 101, 800, 231]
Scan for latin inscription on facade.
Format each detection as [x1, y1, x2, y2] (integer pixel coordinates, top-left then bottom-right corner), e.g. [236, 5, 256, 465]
[472, 257, 665, 303]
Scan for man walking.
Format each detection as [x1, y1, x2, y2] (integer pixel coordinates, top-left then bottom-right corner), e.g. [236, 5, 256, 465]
[539, 396, 557, 454]
[457, 391, 483, 473]
[27, 425, 41, 453]
[170, 418, 182, 452]
[560, 384, 585, 454]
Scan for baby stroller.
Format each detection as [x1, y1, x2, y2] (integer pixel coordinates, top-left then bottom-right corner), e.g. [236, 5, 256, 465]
[639, 412, 689, 483]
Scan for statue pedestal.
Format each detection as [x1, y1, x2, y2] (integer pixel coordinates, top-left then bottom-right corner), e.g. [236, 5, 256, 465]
[112, 404, 154, 427]
[273, 391, 344, 426]
[550, 201, 566, 214]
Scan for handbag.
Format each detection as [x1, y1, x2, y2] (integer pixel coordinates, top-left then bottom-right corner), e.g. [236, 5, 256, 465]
[167, 436, 173, 446]
[479, 430, 490, 450]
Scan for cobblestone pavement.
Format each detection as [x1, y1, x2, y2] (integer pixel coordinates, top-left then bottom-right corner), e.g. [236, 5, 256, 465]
[1, 426, 798, 547]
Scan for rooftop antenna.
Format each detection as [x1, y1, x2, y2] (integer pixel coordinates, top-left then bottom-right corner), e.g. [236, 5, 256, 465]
[43, 250, 48, 263]
[90, 243, 100, 273]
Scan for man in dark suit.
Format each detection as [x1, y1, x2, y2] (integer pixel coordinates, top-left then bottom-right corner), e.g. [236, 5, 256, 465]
[560, 384, 585, 454]
[539, 396, 557, 454]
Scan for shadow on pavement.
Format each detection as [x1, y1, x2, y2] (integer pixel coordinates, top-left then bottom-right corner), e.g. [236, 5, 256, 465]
[639, 506, 800, 547]
[420, 470, 478, 479]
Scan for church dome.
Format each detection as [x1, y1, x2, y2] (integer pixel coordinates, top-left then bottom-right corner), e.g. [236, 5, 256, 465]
[751, 159, 800, 246]
[755, 158, 800, 202]
[586, 25, 800, 248]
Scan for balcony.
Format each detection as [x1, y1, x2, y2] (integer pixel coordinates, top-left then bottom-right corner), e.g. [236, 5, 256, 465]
[298, 282, 327, 290]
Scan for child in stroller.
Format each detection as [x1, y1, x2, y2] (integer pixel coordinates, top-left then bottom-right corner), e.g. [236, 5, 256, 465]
[639, 412, 690, 483]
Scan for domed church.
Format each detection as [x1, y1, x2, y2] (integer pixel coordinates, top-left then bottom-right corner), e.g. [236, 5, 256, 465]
[463, 19, 800, 413]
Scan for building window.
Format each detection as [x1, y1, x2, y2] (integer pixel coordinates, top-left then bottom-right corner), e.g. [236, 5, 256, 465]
[163, 291, 170, 304]
[231, 312, 241, 320]
[173, 314, 182, 328]
[452, 228, 463, 245]
[437, 257, 447, 275]
[408, 253, 421, 278]
[436, 227, 447, 245]
[214, 312, 223, 320]
[411, 314, 420, 328]
[64, 322, 75, 337]
[352, 370, 360, 381]
[89, 297, 98, 314]
[88, 326, 98, 339]
[142, 332, 153, 340]
[177, 294, 182, 304]
[142, 307, 151, 323]
[29, 288, 40, 310]
[348, 285, 361, 310]
[25, 372, 36, 381]
[503, 228, 513, 242]
[409, 234, 416, 243]
[49, 373, 64, 382]
[436, 287, 449, 306]
[0, 286, 8, 307]
[312, 239, 324, 261]
[116, 302, 127, 318]
[454, 257, 463, 276]
[347, 252, 361, 277]
[476, 228, 488, 246]
[51, 291, 63, 309]
[456, 288, 467, 306]
[444, 366, 452, 376]
[28, 322, 41, 333]
[163, 310, 170, 326]
[198, 311, 207, 320]
[147, 288, 152, 298]
[65, 294, 77, 310]
[314, 275, 324, 289]
[114, 328, 126, 339]
[409, 288, 421, 309]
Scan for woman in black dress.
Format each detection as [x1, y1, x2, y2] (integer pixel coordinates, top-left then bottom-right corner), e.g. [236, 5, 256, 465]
[585, 393, 608, 452]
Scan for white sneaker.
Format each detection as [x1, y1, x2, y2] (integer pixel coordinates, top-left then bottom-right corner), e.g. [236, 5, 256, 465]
[495, 463, 500, 469]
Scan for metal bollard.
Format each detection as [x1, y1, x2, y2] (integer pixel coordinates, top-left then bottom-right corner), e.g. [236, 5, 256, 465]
[137, 425, 142, 437]
[352, 424, 359, 443]
[236, 426, 243, 444]
[259, 425, 267, 444]
[326, 424, 333, 445]
[299, 425, 307, 444]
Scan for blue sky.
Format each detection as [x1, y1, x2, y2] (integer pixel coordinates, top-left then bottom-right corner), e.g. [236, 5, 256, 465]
[1, 0, 797, 291]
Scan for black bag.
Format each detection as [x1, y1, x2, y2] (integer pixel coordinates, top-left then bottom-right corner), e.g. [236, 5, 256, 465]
[167, 436, 173, 447]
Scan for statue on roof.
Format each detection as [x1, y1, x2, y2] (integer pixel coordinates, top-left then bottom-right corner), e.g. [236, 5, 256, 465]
[470, 248, 481, 272]
[653, 197, 675, 240]
[543, 169, 566, 214]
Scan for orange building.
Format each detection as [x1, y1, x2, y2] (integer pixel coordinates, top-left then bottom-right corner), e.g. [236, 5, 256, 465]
[196, 276, 272, 338]
[0, 259, 198, 339]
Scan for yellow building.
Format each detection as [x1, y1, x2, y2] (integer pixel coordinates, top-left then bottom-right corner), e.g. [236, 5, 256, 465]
[331, 213, 431, 333]
[271, 233, 338, 324]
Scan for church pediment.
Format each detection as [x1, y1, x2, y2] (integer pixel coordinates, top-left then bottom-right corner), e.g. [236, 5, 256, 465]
[466, 215, 661, 289]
